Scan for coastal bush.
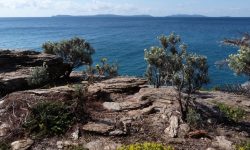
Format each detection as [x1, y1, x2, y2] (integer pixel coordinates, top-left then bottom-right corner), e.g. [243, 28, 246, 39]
[236, 141, 250, 150]
[72, 84, 88, 121]
[27, 65, 50, 87]
[73, 84, 86, 99]
[186, 108, 202, 128]
[95, 57, 118, 77]
[23, 102, 74, 137]
[43, 37, 95, 78]
[223, 33, 250, 77]
[83, 57, 118, 83]
[117, 142, 174, 150]
[216, 102, 246, 122]
[0, 142, 10, 150]
[144, 33, 209, 120]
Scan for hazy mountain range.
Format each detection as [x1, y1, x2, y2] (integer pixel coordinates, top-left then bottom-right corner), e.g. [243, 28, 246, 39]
[52, 14, 210, 18]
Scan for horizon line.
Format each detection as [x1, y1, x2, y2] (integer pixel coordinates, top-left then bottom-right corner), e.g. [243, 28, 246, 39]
[1, 14, 250, 18]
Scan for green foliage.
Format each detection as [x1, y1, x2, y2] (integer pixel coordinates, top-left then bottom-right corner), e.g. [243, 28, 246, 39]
[73, 84, 86, 99]
[186, 108, 202, 128]
[96, 57, 119, 77]
[144, 33, 183, 88]
[216, 102, 246, 122]
[228, 46, 250, 77]
[117, 142, 174, 150]
[43, 37, 95, 77]
[0, 142, 10, 150]
[144, 33, 209, 120]
[236, 141, 250, 150]
[27, 65, 50, 87]
[23, 102, 74, 137]
[72, 84, 87, 122]
[83, 57, 119, 83]
[224, 34, 250, 77]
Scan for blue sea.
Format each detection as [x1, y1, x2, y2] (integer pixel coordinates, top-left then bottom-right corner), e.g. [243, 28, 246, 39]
[0, 17, 250, 87]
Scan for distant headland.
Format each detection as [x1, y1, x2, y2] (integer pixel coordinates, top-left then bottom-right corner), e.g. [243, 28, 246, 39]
[52, 14, 210, 18]
[52, 14, 153, 18]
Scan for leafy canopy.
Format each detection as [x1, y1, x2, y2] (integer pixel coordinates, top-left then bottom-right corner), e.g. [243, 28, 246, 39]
[224, 33, 250, 77]
[43, 37, 95, 73]
[144, 33, 209, 120]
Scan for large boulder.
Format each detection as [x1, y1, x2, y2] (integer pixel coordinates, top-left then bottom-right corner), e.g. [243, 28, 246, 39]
[164, 115, 179, 138]
[11, 138, 34, 150]
[0, 50, 70, 96]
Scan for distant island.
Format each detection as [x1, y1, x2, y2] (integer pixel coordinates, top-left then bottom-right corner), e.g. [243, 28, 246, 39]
[167, 14, 207, 17]
[52, 14, 211, 18]
[52, 14, 153, 18]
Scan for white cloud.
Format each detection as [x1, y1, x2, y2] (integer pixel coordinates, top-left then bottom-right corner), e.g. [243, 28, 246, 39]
[0, 0, 141, 16]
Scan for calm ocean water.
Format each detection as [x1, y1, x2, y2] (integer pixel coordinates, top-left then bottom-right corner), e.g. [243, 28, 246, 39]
[0, 17, 250, 87]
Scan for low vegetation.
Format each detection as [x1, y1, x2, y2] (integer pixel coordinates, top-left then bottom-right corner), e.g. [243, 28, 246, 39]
[23, 102, 75, 137]
[0, 142, 10, 150]
[83, 57, 119, 83]
[117, 142, 174, 150]
[72, 84, 88, 122]
[236, 141, 250, 150]
[186, 108, 202, 128]
[215, 102, 246, 122]
[27, 65, 49, 87]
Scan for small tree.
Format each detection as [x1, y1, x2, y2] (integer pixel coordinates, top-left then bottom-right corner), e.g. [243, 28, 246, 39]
[144, 33, 182, 88]
[43, 37, 95, 78]
[223, 33, 250, 78]
[145, 33, 209, 120]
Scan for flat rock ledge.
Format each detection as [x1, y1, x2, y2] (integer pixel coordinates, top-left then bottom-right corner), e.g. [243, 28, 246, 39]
[0, 50, 70, 96]
[82, 122, 114, 135]
[88, 76, 147, 96]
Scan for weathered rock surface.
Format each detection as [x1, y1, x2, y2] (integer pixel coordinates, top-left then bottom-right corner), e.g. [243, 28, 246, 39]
[0, 123, 10, 137]
[88, 76, 147, 96]
[11, 139, 34, 150]
[178, 123, 191, 138]
[0, 50, 70, 96]
[164, 115, 179, 138]
[82, 122, 114, 134]
[213, 136, 233, 150]
[85, 140, 121, 150]
[103, 99, 153, 112]
[103, 87, 176, 112]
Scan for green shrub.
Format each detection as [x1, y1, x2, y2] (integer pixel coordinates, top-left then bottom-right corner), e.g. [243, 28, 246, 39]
[83, 57, 119, 83]
[224, 34, 250, 77]
[144, 33, 209, 120]
[0, 142, 10, 150]
[27, 65, 49, 87]
[96, 57, 118, 77]
[72, 84, 87, 122]
[216, 102, 246, 122]
[236, 141, 250, 150]
[23, 102, 74, 137]
[43, 37, 95, 77]
[117, 142, 174, 150]
[73, 84, 86, 99]
[186, 108, 202, 128]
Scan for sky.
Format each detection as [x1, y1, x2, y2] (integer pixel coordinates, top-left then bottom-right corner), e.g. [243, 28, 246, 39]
[0, 0, 250, 17]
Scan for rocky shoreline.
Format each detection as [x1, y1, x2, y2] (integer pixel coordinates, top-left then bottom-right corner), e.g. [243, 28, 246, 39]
[0, 50, 249, 150]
